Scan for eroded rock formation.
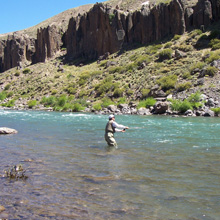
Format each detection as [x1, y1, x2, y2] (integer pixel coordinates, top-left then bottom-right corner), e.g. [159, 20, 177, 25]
[0, 0, 219, 72]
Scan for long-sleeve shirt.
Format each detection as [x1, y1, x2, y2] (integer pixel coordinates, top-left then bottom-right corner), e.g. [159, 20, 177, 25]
[112, 121, 126, 132]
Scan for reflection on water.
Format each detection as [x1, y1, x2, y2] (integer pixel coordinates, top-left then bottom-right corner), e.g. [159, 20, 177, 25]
[0, 110, 220, 219]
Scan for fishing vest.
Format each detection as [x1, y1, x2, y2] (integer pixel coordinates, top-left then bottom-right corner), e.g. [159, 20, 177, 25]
[105, 120, 115, 133]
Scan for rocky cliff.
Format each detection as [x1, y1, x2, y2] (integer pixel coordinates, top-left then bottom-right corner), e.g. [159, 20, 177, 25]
[0, 0, 219, 72]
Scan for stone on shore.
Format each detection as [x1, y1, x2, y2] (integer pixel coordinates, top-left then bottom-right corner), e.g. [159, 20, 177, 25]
[0, 205, 5, 212]
[0, 127, 18, 134]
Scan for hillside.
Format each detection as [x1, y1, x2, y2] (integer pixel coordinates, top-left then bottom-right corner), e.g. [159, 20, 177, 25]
[0, 0, 220, 116]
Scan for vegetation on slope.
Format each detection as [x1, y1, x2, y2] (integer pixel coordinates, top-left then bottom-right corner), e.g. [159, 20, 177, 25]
[0, 24, 220, 112]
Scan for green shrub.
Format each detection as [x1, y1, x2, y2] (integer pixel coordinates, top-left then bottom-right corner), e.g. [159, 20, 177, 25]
[78, 72, 90, 86]
[57, 95, 67, 107]
[137, 97, 156, 109]
[78, 90, 87, 98]
[109, 66, 124, 74]
[72, 103, 84, 112]
[146, 44, 163, 55]
[188, 92, 201, 103]
[190, 62, 206, 74]
[15, 71, 20, 77]
[40, 96, 56, 106]
[28, 100, 37, 108]
[0, 92, 7, 100]
[190, 29, 203, 38]
[205, 50, 220, 63]
[135, 55, 151, 66]
[170, 99, 192, 113]
[4, 84, 11, 90]
[117, 97, 126, 105]
[23, 68, 31, 74]
[93, 103, 102, 111]
[141, 88, 150, 98]
[211, 107, 220, 116]
[126, 89, 134, 96]
[164, 42, 172, 48]
[158, 49, 173, 61]
[51, 89, 57, 95]
[99, 60, 108, 67]
[101, 97, 115, 108]
[109, 13, 115, 24]
[113, 88, 124, 97]
[173, 35, 181, 41]
[177, 44, 193, 52]
[176, 82, 192, 92]
[95, 76, 115, 96]
[182, 72, 191, 79]
[204, 66, 218, 77]
[6, 91, 13, 98]
[2, 99, 15, 108]
[187, 92, 203, 108]
[157, 74, 177, 91]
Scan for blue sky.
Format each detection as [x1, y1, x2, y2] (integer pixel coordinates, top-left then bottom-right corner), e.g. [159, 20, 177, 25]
[0, 0, 100, 34]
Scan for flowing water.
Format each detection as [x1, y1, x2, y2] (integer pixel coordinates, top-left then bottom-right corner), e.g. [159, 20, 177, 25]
[0, 110, 220, 220]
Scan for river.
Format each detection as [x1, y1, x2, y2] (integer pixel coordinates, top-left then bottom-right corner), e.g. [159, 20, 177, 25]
[0, 110, 219, 219]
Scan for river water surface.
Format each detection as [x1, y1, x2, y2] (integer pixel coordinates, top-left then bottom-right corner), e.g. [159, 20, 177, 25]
[0, 110, 220, 220]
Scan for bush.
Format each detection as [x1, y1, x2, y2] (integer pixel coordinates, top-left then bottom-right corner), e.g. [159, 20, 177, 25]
[158, 49, 173, 61]
[146, 44, 163, 55]
[157, 74, 177, 91]
[95, 76, 115, 96]
[173, 35, 181, 41]
[109, 66, 124, 74]
[51, 89, 57, 95]
[164, 42, 172, 48]
[204, 66, 218, 77]
[4, 84, 11, 90]
[0, 92, 7, 100]
[78, 72, 90, 86]
[113, 88, 124, 98]
[141, 88, 150, 99]
[187, 92, 203, 108]
[176, 82, 192, 92]
[205, 50, 220, 63]
[211, 107, 220, 116]
[15, 71, 20, 76]
[190, 29, 203, 38]
[57, 96, 67, 107]
[190, 62, 206, 74]
[209, 39, 220, 50]
[40, 96, 56, 106]
[137, 97, 156, 109]
[23, 68, 31, 74]
[170, 99, 192, 113]
[2, 99, 15, 108]
[28, 100, 37, 108]
[93, 103, 102, 111]
[72, 103, 84, 112]
[101, 97, 115, 108]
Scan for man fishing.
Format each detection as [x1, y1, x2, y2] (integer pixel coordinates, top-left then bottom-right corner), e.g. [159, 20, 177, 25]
[105, 114, 129, 147]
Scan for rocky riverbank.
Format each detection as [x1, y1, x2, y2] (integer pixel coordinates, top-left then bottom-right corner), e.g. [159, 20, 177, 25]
[0, 94, 219, 117]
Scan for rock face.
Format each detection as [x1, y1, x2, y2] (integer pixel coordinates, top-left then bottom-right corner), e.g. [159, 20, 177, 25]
[0, 127, 18, 134]
[0, 0, 219, 72]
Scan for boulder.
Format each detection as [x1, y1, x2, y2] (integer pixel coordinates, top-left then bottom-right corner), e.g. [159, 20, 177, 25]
[0, 127, 18, 134]
[0, 205, 5, 212]
[107, 105, 117, 112]
[137, 107, 151, 115]
[153, 101, 169, 114]
[203, 110, 215, 117]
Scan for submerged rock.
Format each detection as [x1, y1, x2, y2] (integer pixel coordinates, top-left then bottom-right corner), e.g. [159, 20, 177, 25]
[0, 127, 18, 134]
